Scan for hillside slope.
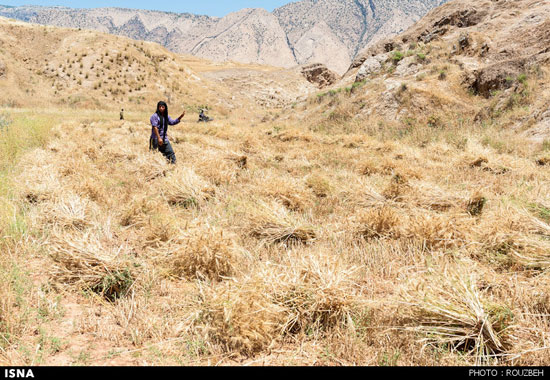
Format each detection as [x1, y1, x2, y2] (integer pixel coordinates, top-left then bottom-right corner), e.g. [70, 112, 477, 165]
[0, 16, 316, 114]
[286, 0, 550, 142]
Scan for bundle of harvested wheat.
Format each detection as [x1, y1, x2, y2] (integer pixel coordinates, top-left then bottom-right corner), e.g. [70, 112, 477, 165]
[382, 174, 411, 201]
[404, 212, 468, 251]
[473, 207, 550, 269]
[193, 151, 239, 186]
[259, 175, 313, 212]
[17, 156, 61, 205]
[157, 166, 214, 209]
[260, 252, 361, 338]
[467, 192, 488, 216]
[195, 277, 285, 356]
[306, 173, 332, 198]
[141, 213, 179, 249]
[41, 194, 96, 231]
[167, 226, 238, 282]
[119, 196, 163, 228]
[248, 201, 316, 246]
[131, 152, 171, 182]
[478, 228, 550, 270]
[355, 206, 402, 240]
[403, 182, 467, 212]
[400, 266, 514, 365]
[48, 232, 134, 301]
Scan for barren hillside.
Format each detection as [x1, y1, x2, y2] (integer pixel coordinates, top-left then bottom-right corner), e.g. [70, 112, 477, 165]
[1, 0, 550, 367]
[0, 16, 316, 115]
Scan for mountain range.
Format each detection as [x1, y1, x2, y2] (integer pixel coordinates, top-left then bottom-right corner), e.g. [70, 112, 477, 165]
[0, 0, 449, 75]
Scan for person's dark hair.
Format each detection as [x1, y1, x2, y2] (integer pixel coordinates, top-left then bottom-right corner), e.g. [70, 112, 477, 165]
[156, 101, 168, 117]
[156, 101, 168, 128]
[155, 101, 169, 142]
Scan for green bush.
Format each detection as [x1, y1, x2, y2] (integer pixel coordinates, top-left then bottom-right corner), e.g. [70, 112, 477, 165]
[392, 51, 404, 64]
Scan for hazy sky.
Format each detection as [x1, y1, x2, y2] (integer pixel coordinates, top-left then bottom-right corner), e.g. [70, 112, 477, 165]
[0, 1, 296, 17]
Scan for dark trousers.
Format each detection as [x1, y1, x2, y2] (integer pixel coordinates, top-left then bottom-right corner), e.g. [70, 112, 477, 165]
[150, 139, 176, 164]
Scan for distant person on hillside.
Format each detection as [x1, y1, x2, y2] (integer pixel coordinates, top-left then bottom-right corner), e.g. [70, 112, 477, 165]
[120, 109, 124, 120]
[198, 108, 213, 123]
[150, 101, 185, 165]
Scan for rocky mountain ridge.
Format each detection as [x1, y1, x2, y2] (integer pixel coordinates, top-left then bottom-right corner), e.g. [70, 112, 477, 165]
[0, 0, 449, 75]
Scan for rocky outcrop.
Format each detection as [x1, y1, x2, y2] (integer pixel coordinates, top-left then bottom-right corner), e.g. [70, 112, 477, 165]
[349, 1, 489, 75]
[300, 63, 338, 88]
[355, 53, 388, 82]
[464, 59, 527, 98]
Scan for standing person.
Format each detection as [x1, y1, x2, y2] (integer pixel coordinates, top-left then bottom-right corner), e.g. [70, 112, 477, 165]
[120, 109, 124, 120]
[150, 101, 185, 164]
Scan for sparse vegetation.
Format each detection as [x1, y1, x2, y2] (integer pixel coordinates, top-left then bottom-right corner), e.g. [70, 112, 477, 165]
[392, 51, 404, 64]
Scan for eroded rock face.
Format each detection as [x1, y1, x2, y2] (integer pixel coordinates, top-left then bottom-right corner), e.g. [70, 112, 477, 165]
[355, 56, 383, 82]
[394, 56, 421, 77]
[300, 63, 338, 88]
[464, 59, 527, 98]
[433, 8, 488, 29]
[458, 32, 471, 51]
[524, 108, 550, 141]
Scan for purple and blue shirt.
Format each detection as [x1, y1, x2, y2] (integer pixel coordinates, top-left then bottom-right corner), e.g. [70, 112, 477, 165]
[150, 113, 181, 143]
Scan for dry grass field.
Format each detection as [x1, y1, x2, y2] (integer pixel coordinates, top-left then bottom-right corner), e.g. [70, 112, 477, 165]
[1, 3, 550, 366]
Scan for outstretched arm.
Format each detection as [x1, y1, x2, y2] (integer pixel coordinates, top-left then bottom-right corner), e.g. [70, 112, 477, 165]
[177, 109, 186, 121]
[168, 110, 186, 125]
